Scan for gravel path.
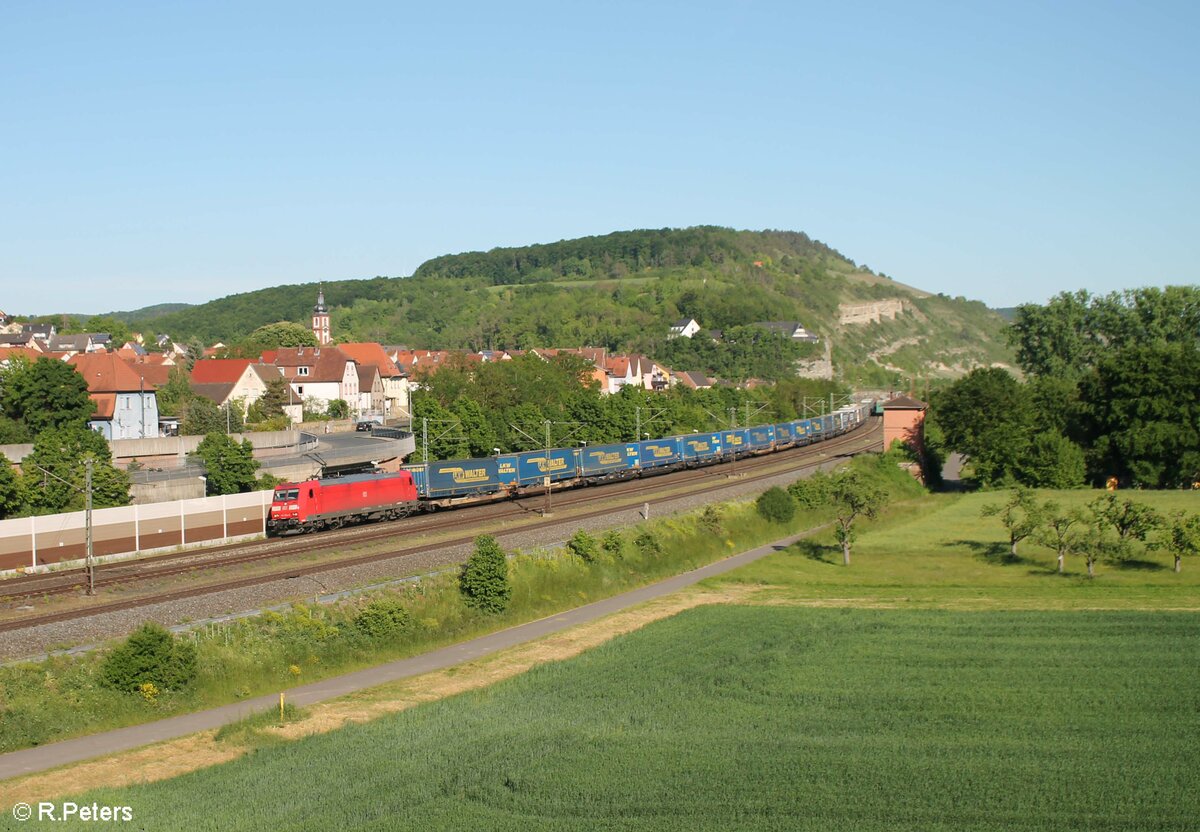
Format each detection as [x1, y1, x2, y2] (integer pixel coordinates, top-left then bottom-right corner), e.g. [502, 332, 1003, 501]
[0, 448, 862, 661]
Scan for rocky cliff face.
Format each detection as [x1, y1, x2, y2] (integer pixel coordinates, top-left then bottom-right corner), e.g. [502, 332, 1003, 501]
[838, 299, 906, 326]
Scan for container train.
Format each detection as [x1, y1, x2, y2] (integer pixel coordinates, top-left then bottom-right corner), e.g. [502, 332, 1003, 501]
[267, 403, 871, 535]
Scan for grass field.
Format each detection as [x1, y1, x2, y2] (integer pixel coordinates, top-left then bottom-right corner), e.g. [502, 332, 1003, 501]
[17, 604, 1198, 831]
[721, 489, 1200, 610]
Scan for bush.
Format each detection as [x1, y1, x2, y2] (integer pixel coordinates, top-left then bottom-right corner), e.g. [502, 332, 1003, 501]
[353, 598, 414, 639]
[566, 530, 600, 562]
[788, 473, 830, 508]
[634, 530, 662, 557]
[756, 486, 796, 524]
[99, 623, 198, 693]
[601, 529, 625, 558]
[459, 535, 512, 614]
[700, 505, 724, 536]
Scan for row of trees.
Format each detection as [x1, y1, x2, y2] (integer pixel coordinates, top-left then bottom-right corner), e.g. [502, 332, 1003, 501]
[983, 489, 1200, 575]
[931, 286, 1200, 488]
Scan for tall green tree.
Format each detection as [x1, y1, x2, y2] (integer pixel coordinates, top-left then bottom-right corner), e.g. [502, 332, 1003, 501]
[20, 426, 130, 514]
[194, 432, 261, 495]
[1017, 433, 1086, 489]
[154, 365, 194, 418]
[1078, 343, 1200, 487]
[181, 397, 226, 437]
[0, 456, 23, 519]
[931, 368, 1033, 486]
[1, 357, 95, 435]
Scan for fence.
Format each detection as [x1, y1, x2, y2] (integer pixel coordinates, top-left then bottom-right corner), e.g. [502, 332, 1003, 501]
[0, 491, 274, 573]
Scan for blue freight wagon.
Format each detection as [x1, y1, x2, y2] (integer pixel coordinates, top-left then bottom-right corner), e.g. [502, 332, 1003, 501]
[681, 433, 722, 463]
[747, 425, 775, 451]
[579, 443, 640, 477]
[514, 448, 579, 485]
[775, 422, 796, 447]
[422, 458, 503, 498]
[639, 437, 682, 469]
[721, 428, 751, 457]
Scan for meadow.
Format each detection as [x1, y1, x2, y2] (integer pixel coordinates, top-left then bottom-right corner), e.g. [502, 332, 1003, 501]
[720, 488, 1200, 610]
[16, 604, 1198, 831]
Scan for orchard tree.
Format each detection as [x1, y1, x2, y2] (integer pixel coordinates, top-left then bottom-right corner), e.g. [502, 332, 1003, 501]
[194, 432, 260, 495]
[459, 535, 511, 613]
[828, 470, 888, 566]
[1036, 502, 1085, 575]
[981, 486, 1045, 557]
[1152, 512, 1200, 574]
[1087, 494, 1161, 549]
[1, 356, 95, 435]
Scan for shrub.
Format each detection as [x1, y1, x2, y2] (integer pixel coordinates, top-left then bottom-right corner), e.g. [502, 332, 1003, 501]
[601, 529, 625, 558]
[99, 623, 198, 693]
[789, 473, 830, 508]
[700, 505, 724, 536]
[459, 535, 512, 614]
[353, 598, 414, 639]
[634, 530, 662, 557]
[566, 530, 600, 562]
[756, 486, 796, 524]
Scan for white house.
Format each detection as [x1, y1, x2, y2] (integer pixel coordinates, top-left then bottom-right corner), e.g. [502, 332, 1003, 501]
[669, 318, 702, 339]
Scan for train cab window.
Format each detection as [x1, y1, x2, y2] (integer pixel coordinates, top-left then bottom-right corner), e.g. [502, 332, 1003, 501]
[273, 488, 299, 502]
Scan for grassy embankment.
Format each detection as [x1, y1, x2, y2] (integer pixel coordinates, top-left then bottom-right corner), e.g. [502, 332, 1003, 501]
[0, 454, 920, 754]
[12, 603, 1197, 831]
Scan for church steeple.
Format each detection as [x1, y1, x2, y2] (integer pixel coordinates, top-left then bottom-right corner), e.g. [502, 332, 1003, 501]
[312, 286, 331, 345]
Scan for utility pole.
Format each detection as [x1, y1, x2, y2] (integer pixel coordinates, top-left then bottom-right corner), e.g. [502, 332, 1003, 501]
[544, 419, 552, 516]
[728, 407, 737, 478]
[634, 407, 640, 444]
[84, 458, 95, 596]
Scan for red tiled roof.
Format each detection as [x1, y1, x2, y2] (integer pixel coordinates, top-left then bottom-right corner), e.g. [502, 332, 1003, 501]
[274, 346, 354, 383]
[190, 358, 253, 384]
[338, 342, 401, 377]
[68, 353, 156, 393]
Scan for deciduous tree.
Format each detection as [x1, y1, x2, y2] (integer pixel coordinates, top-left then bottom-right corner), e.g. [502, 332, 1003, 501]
[459, 535, 511, 614]
[1, 356, 95, 435]
[828, 470, 888, 566]
[981, 486, 1044, 557]
[1152, 512, 1200, 574]
[194, 432, 260, 495]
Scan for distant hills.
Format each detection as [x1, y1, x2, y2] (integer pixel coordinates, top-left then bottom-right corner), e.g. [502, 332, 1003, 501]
[107, 227, 1014, 383]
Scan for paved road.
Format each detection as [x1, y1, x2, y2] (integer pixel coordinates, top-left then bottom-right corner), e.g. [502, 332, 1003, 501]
[0, 529, 815, 782]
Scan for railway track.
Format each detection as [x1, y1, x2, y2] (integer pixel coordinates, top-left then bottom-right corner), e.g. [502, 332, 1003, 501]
[0, 420, 881, 633]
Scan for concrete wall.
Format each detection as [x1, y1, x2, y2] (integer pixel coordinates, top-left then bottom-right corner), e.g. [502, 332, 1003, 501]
[0, 443, 34, 464]
[0, 490, 274, 573]
[130, 477, 206, 505]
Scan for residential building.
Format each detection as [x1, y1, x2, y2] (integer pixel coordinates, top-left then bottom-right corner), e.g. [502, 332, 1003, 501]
[672, 370, 712, 390]
[338, 342, 410, 420]
[189, 359, 278, 413]
[67, 353, 159, 439]
[669, 318, 702, 339]
[751, 321, 820, 343]
[273, 346, 359, 418]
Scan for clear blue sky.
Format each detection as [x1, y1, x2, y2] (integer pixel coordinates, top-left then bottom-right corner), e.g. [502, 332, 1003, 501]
[2, 0, 1196, 314]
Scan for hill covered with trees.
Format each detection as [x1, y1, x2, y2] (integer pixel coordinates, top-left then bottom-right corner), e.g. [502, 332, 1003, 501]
[118, 227, 1014, 384]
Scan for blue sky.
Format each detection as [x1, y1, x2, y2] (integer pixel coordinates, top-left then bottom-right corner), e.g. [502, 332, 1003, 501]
[2, 0, 1196, 314]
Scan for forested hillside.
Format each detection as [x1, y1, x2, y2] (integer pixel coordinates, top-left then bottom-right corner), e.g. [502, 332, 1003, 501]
[128, 227, 1013, 383]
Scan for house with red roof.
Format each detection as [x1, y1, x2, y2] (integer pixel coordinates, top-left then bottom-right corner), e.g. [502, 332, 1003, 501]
[338, 342, 410, 419]
[188, 359, 279, 413]
[273, 346, 359, 418]
[67, 353, 159, 439]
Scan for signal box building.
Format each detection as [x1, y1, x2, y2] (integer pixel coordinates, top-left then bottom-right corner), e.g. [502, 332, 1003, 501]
[881, 395, 927, 452]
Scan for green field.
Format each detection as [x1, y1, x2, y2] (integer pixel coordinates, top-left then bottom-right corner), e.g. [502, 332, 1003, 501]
[722, 489, 1200, 610]
[19, 604, 1198, 831]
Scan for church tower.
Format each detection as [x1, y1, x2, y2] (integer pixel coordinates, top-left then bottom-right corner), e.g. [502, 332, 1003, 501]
[312, 287, 331, 345]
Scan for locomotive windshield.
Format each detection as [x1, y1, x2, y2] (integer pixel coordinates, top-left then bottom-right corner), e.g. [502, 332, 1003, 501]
[273, 488, 299, 501]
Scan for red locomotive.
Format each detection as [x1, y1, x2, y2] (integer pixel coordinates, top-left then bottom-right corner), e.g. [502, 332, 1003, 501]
[267, 471, 419, 535]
